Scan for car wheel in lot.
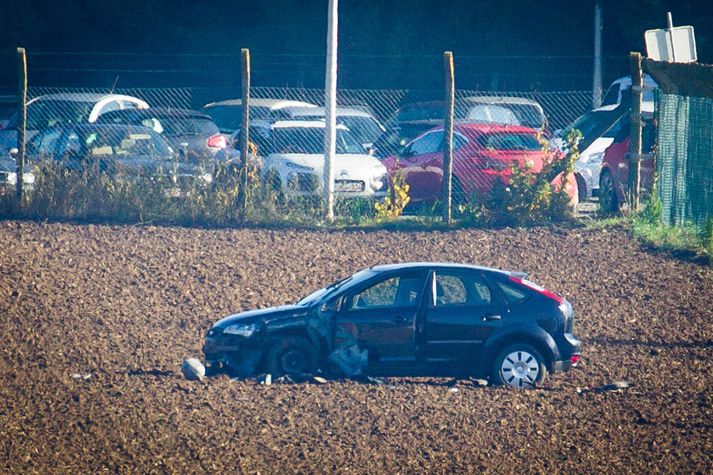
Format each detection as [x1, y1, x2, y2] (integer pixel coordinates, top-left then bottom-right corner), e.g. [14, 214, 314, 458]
[266, 336, 318, 377]
[492, 344, 547, 389]
[599, 170, 618, 216]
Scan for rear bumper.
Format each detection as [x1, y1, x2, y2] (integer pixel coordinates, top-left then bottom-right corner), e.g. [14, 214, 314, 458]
[552, 332, 581, 373]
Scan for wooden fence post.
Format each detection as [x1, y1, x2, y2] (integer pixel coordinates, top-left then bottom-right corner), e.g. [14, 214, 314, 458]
[237, 48, 250, 218]
[442, 51, 455, 224]
[628, 51, 643, 212]
[16, 47, 27, 203]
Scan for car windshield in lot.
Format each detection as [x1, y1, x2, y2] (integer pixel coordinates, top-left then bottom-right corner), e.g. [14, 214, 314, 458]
[72, 127, 173, 158]
[273, 127, 364, 154]
[476, 132, 541, 151]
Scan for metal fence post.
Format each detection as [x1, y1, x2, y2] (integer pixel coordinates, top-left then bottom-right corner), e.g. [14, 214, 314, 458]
[16, 47, 27, 203]
[238, 48, 250, 218]
[628, 52, 643, 212]
[442, 51, 455, 224]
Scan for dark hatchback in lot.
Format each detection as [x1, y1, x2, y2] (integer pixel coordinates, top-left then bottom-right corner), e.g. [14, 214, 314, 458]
[204, 263, 581, 388]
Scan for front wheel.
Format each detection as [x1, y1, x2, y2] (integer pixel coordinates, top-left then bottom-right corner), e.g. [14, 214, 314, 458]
[491, 344, 547, 389]
[598, 170, 618, 216]
[266, 336, 318, 377]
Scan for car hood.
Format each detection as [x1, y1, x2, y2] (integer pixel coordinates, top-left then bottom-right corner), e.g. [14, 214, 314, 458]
[212, 304, 308, 329]
[269, 153, 385, 175]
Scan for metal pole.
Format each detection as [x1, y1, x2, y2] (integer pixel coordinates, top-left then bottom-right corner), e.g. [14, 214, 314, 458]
[323, 0, 338, 222]
[237, 48, 251, 219]
[16, 47, 27, 203]
[667, 12, 677, 63]
[627, 52, 643, 212]
[442, 51, 455, 224]
[593, 3, 603, 109]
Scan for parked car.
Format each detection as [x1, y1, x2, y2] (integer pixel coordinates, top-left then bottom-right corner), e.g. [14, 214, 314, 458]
[202, 98, 317, 134]
[460, 96, 547, 130]
[95, 108, 229, 161]
[280, 106, 386, 149]
[382, 123, 577, 206]
[203, 262, 581, 388]
[371, 119, 442, 159]
[598, 115, 655, 215]
[27, 124, 212, 187]
[557, 103, 629, 200]
[241, 120, 388, 199]
[0, 93, 149, 154]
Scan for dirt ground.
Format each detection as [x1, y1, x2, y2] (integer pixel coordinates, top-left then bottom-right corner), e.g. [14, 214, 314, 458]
[0, 220, 711, 473]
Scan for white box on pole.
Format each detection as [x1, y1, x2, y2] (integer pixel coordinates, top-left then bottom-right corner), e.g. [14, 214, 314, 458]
[645, 26, 697, 63]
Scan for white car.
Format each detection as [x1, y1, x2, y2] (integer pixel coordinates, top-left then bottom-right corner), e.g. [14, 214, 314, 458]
[202, 98, 318, 134]
[597, 74, 658, 113]
[280, 106, 385, 149]
[248, 120, 388, 199]
[0, 92, 149, 153]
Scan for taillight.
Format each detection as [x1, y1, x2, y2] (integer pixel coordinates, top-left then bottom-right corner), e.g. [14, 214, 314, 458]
[508, 276, 565, 304]
[207, 134, 227, 149]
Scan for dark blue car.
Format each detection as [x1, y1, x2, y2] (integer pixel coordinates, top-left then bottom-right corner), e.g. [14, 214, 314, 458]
[203, 263, 581, 388]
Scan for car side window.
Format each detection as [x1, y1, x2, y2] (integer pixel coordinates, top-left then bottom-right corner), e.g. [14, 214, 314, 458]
[433, 272, 493, 307]
[601, 85, 620, 107]
[408, 131, 444, 155]
[350, 274, 422, 310]
[101, 101, 121, 114]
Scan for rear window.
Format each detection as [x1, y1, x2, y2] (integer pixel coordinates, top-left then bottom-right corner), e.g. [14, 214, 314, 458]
[496, 280, 529, 304]
[477, 133, 541, 151]
[159, 117, 218, 136]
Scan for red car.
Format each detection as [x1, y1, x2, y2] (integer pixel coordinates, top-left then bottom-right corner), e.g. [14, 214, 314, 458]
[598, 118, 655, 215]
[382, 123, 577, 205]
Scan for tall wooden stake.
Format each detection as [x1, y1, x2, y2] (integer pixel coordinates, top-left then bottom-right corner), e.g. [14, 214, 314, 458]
[16, 47, 27, 202]
[323, 0, 338, 222]
[237, 48, 250, 218]
[628, 51, 643, 212]
[442, 51, 455, 224]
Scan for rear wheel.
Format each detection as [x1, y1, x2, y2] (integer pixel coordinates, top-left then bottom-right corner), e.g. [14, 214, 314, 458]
[266, 336, 318, 377]
[599, 170, 618, 216]
[491, 343, 547, 389]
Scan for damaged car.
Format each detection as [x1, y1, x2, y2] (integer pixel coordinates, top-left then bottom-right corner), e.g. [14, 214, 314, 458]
[203, 263, 581, 388]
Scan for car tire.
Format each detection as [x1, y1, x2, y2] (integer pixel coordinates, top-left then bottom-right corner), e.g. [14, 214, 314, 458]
[491, 343, 547, 389]
[599, 170, 618, 216]
[266, 336, 318, 377]
[575, 173, 587, 203]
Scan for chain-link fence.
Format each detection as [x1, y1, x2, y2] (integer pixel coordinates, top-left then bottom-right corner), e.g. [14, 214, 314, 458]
[1, 64, 593, 225]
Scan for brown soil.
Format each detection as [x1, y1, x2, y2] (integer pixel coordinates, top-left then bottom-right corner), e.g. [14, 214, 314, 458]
[0, 221, 711, 473]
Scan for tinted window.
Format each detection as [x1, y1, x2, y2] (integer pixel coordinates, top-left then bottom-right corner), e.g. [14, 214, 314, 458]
[160, 117, 219, 136]
[203, 105, 241, 132]
[26, 101, 94, 129]
[496, 280, 528, 304]
[351, 274, 422, 309]
[601, 85, 620, 106]
[477, 133, 540, 151]
[408, 131, 443, 155]
[434, 272, 493, 307]
[338, 116, 383, 144]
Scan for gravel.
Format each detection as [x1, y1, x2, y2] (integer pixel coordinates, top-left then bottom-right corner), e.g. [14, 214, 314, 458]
[0, 220, 711, 473]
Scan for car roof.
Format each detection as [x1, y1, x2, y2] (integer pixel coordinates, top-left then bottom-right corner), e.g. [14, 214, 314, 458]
[270, 120, 348, 130]
[100, 107, 212, 120]
[462, 96, 544, 109]
[28, 93, 147, 104]
[61, 123, 156, 133]
[283, 106, 373, 118]
[203, 98, 317, 109]
[370, 262, 517, 277]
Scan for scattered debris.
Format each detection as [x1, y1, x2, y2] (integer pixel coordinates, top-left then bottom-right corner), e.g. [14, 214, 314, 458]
[181, 358, 205, 381]
[472, 379, 488, 387]
[70, 373, 92, 381]
[256, 374, 272, 385]
[449, 387, 459, 393]
[327, 344, 368, 377]
[312, 376, 328, 384]
[365, 376, 386, 385]
[602, 381, 633, 391]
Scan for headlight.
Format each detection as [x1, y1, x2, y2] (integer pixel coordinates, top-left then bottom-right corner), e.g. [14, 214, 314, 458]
[223, 323, 257, 337]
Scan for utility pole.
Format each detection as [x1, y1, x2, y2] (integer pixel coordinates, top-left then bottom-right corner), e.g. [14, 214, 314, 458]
[16, 47, 27, 203]
[323, 0, 338, 222]
[592, 2, 603, 109]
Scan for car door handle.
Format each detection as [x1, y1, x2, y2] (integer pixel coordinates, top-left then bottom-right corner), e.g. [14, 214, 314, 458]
[482, 314, 501, 322]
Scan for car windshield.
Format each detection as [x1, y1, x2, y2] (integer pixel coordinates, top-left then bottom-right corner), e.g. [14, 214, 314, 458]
[26, 100, 94, 129]
[296, 270, 375, 306]
[272, 127, 364, 154]
[76, 127, 173, 158]
[157, 117, 219, 136]
[477, 133, 541, 151]
[466, 105, 520, 126]
[338, 116, 383, 144]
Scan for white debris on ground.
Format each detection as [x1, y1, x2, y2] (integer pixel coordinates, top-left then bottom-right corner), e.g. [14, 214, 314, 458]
[181, 358, 206, 381]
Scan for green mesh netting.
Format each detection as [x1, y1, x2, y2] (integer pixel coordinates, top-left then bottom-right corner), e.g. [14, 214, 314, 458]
[657, 93, 713, 229]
